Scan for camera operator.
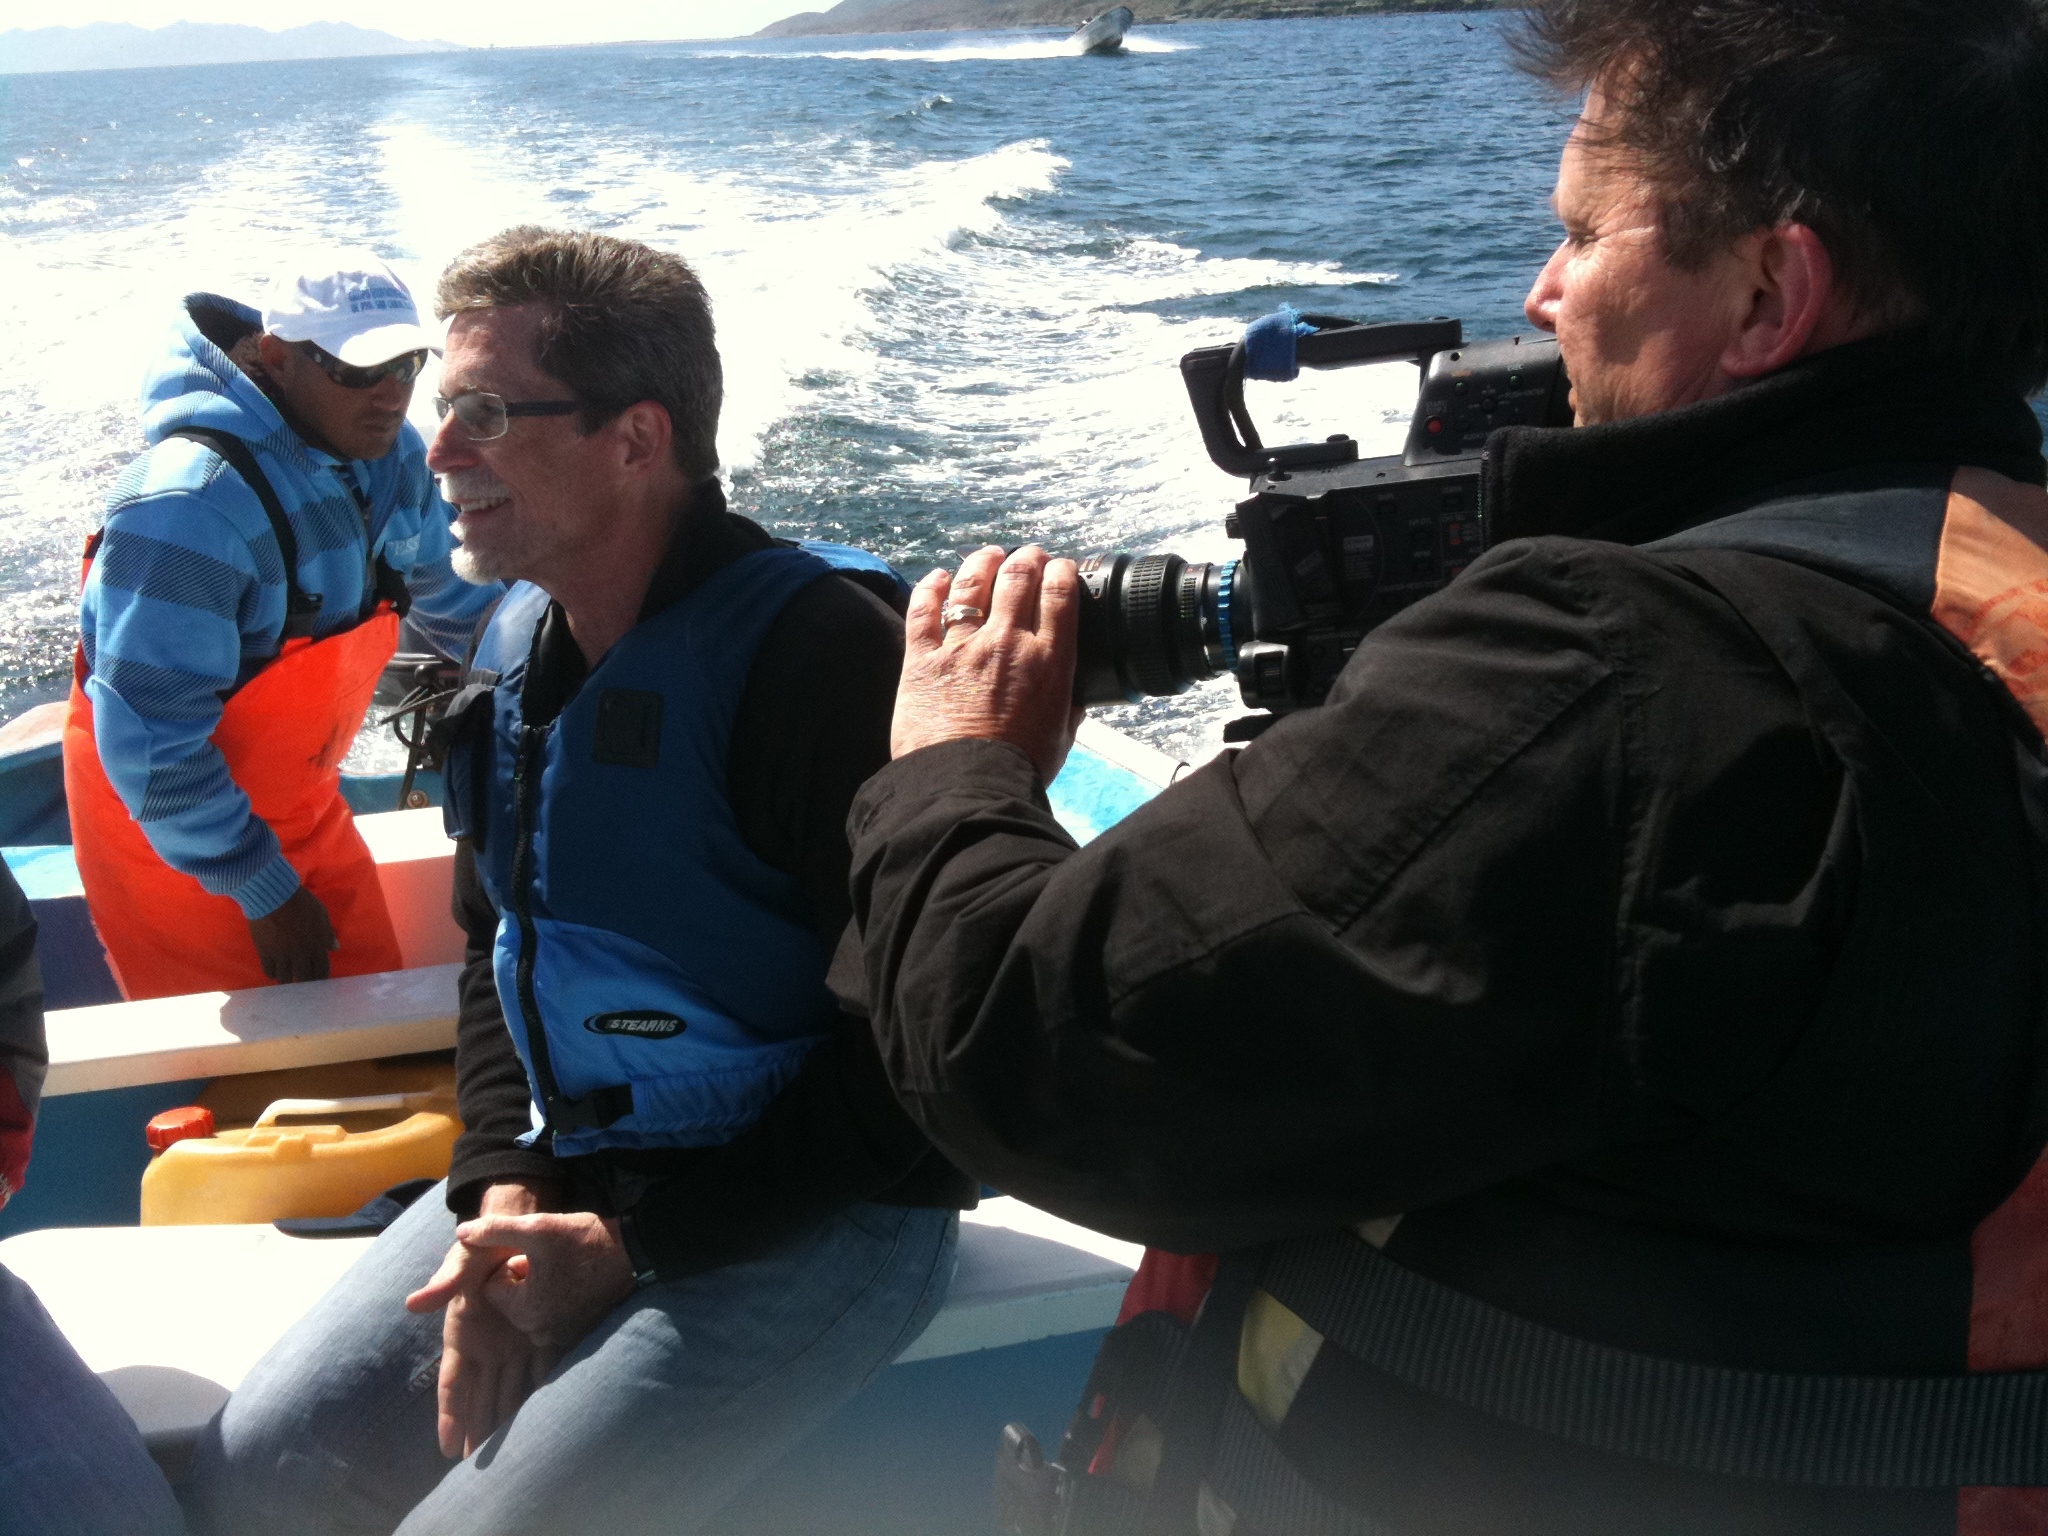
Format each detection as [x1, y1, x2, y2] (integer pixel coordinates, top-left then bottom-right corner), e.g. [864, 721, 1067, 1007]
[846, 1, 2048, 1531]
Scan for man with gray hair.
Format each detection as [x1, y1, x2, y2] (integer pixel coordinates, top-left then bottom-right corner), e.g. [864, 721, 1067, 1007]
[190, 227, 970, 1535]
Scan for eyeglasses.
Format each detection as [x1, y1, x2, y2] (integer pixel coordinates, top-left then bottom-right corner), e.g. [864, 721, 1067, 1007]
[433, 391, 589, 442]
[293, 341, 429, 390]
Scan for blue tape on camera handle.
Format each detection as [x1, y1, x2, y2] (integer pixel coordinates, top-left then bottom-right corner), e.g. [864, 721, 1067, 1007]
[1242, 306, 1321, 383]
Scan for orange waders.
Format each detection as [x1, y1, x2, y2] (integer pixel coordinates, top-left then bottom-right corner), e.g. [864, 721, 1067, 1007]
[64, 608, 406, 1001]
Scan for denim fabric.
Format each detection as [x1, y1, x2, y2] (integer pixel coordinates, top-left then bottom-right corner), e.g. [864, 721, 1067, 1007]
[0, 1261, 186, 1536]
[188, 1186, 957, 1535]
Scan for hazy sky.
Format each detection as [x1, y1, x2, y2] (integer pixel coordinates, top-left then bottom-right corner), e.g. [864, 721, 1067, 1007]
[18, 1, 815, 49]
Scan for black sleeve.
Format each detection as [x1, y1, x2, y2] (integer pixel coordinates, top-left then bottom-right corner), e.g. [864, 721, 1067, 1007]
[725, 571, 904, 948]
[849, 541, 1643, 1252]
[445, 839, 559, 1217]
[0, 860, 42, 1208]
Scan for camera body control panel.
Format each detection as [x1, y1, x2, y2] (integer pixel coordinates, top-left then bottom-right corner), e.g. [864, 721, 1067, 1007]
[1404, 334, 1572, 461]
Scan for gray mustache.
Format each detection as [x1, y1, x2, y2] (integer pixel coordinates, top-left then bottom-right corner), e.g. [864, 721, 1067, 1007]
[440, 470, 510, 505]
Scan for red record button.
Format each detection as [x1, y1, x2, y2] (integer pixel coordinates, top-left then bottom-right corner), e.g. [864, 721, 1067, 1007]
[146, 1105, 216, 1152]
[1425, 417, 1445, 435]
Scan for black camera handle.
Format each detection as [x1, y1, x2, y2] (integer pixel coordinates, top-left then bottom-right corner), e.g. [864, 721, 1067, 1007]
[1180, 316, 1464, 478]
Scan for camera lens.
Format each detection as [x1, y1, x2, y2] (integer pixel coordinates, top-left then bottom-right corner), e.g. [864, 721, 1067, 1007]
[1072, 552, 1247, 705]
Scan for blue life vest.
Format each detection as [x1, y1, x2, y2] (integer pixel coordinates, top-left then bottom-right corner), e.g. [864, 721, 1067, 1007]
[444, 540, 906, 1157]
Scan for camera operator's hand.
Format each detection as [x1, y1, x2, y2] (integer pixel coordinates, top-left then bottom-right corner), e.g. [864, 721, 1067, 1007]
[893, 544, 1084, 785]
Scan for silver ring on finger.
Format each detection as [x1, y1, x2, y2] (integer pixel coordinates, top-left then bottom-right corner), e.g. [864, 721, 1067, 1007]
[940, 602, 987, 636]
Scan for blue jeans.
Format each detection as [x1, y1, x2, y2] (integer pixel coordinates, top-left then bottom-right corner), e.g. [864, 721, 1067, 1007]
[187, 1186, 957, 1535]
[0, 1260, 186, 1536]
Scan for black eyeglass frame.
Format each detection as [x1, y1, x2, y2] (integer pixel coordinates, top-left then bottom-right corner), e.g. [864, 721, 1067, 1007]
[432, 391, 609, 442]
[291, 339, 429, 390]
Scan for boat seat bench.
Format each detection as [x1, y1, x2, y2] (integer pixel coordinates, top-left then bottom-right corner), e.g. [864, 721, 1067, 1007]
[0, 1198, 1138, 1482]
[41, 961, 465, 1098]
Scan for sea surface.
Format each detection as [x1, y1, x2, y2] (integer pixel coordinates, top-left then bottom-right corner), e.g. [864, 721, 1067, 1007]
[0, 15, 1582, 761]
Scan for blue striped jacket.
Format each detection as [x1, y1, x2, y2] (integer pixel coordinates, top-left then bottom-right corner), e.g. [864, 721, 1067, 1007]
[79, 293, 500, 919]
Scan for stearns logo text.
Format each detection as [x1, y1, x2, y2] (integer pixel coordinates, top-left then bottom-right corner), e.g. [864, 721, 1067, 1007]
[584, 1011, 686, 1039]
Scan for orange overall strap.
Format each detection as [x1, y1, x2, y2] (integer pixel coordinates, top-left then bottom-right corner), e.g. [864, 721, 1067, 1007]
[1935, 471, 2048, 1534]
[65, 607, 404, 1001]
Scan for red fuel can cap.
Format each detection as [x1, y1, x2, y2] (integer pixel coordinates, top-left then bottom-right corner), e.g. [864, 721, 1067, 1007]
[146, 1105, 216, 1153]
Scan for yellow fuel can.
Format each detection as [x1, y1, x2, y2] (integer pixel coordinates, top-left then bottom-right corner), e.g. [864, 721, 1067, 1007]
[140, 1090, 461, 1226]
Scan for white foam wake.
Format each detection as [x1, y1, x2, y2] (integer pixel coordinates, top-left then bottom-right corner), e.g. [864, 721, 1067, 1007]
[0, 127, 435, 702]
[362, 124, 1401, 481]
[362, 120, 1413, 760]
[706, 32, 1195, 64]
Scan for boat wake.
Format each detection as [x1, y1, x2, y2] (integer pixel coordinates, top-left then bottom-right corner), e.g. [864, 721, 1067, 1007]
[359, 122, 1402, 763]
[711, 33, 1193, 64]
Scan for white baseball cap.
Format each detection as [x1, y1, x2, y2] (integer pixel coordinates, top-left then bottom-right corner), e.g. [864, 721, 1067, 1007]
[262, 254, 435, 366]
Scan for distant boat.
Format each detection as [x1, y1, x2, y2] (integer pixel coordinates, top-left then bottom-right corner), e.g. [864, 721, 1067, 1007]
[1072, 6, 1134, 55]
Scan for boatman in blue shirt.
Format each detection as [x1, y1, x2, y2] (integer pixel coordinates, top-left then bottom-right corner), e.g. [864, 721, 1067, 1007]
[64, 256, 501, 999]
[189, 228, 967, 1535]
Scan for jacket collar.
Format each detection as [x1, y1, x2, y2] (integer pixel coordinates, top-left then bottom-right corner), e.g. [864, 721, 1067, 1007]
[523, 483, 777, 726]
[1481, 332, 2047, 548]
[143, 293, 295, 454]
[635, 478, 774, 623]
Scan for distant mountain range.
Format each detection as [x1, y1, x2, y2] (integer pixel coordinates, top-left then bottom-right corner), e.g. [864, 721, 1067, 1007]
[758, 0, 1512, 38]
[0, 22, 464, 76]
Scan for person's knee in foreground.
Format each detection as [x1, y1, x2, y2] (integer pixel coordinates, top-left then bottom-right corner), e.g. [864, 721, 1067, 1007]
[0, 861, 185, 1535]
[848, 3, 2048, 1534]
[188, 227, 972, 1536]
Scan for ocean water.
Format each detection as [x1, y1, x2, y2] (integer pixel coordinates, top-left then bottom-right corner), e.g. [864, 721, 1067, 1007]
[0, 15, 1578, 761]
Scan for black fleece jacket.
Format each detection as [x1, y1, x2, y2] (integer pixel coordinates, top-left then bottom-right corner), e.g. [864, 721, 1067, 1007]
[849, 331, 2047, 1259]
[444, 491, 972, 1279]
[843, 336, 2048, 1534]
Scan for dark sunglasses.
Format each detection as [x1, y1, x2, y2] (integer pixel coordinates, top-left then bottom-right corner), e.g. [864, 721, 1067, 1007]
[293, 340, 429, 390]
[433, 391, 591, 442]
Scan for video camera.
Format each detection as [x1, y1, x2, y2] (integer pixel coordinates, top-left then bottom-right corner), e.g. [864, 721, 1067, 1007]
[1072, 314, 1572, 737]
